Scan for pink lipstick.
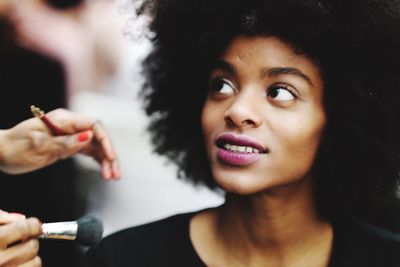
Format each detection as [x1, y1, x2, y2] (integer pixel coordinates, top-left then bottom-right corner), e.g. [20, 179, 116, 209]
[215, 133, 267, 166]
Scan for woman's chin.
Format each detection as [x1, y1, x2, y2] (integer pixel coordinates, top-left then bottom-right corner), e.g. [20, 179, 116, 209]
[212, 167, 307, 196]
[213, 171, 273, 195]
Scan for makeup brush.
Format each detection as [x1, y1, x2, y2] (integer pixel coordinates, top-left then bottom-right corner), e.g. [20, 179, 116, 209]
[39, 215, 104, 246]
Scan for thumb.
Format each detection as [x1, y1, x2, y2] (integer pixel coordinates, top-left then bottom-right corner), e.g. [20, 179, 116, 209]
[53, 130, 93, 159]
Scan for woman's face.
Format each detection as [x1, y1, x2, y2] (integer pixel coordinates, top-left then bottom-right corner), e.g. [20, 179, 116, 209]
[201, 35, 326, 194]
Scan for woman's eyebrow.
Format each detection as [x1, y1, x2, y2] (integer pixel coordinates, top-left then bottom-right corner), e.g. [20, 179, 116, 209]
[213, 60, 313, 87]
[262, 67, 313, 86]
[213, 60, 236, 75]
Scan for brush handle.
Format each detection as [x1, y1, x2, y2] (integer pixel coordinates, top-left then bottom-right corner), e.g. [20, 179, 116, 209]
[39, 221, 78, 241]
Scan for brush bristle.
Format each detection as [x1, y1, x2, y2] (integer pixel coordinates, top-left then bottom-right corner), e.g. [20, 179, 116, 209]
[76, 215, 103, 246]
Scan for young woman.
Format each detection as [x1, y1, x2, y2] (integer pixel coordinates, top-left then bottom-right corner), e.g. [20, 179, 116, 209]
[85, 0, 400, 266]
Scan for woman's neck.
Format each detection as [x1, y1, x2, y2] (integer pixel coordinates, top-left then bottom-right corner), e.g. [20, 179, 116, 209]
[221, 179, 323, 245]
[190, 179, 333, 267]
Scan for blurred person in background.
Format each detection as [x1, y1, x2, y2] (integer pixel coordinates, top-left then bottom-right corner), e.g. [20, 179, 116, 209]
[3, 0, 127, 97]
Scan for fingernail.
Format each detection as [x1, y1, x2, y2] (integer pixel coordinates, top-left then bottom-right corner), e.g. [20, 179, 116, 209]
[77, 130, 92, 142]
[111, 160, 120, 178]
[113, 168, 122, 179]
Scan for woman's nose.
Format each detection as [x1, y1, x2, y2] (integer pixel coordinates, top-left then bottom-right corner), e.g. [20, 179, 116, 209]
[223, 92, 262, 128]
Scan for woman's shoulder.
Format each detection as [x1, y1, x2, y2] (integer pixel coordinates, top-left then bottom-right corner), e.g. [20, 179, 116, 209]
[83, 211, 204, 267]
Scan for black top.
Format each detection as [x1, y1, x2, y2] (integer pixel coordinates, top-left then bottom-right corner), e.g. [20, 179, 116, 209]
[84, 211, 400, 267]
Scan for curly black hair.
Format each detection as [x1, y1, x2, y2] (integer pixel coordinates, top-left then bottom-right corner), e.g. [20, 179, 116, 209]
[138, 0, 400, 221]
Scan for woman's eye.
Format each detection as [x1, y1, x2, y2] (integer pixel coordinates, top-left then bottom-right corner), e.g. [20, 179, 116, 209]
[210, 78, 235, 95]
[267, 85, 295, 101]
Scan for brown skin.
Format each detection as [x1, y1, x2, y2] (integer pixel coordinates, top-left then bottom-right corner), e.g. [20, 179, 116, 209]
[0, 108, 121, 179]
[192, 36, 331, 267]
[0, 210, 42, 267]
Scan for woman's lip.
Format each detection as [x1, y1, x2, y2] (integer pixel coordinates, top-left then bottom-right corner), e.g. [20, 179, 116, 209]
[217, 148, 263, 166]
[215, 133, 267, 153]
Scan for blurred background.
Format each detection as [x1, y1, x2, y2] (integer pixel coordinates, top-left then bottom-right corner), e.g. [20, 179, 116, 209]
[0, 0, 223, 266]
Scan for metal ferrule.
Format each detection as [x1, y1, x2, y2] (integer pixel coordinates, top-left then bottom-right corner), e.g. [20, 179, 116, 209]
[40, 221, 78, 241]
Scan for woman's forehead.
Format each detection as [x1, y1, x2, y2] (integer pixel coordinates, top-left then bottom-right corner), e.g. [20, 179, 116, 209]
[217, 36, 323, 83]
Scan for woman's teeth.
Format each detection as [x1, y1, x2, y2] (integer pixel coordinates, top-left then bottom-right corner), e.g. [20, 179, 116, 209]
[223, 143, 260, 154]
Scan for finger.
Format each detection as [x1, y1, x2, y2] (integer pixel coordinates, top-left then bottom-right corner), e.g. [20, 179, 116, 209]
[0, 239, 39, 267]
[17, 256, 41, 267]
[92, 121, 116, 160]
[80, 144, 104, 164]
[81, 145, 121, 180]
[0, 218, 41, 248]
[101, 159, 112, 180]
[0, 211, 25, 225]
[45, 110, 117, 160]
[110, 159, 121, 179]
[50, 130, 94, 160]
[45, 109, 95, 134]
[18, 256, 41, 267]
